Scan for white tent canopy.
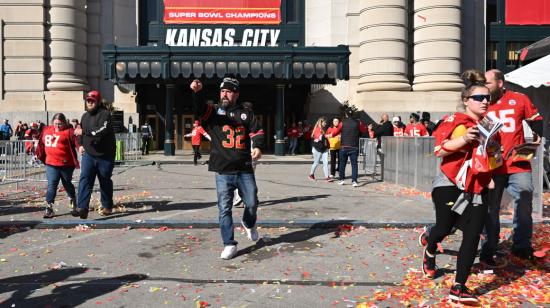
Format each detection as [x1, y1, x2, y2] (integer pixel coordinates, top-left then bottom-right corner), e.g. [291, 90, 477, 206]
[505, 54, 550, 88]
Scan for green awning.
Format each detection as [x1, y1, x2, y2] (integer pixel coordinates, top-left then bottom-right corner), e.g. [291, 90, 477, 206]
[102, 44, 350, 84]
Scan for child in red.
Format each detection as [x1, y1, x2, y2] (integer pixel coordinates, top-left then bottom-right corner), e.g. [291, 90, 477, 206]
[36, 113, 80, 218]
[185, 120, 211, 165]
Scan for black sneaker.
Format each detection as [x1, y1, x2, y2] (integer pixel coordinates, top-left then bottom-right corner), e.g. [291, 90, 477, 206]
[43, 205, 54, 219]
[70, 208, 88, 219]
[511, 247, 536, 260]
[448, 283, 478, 304]
[422, 247, 437, 279]
[479, 255, 498, 268]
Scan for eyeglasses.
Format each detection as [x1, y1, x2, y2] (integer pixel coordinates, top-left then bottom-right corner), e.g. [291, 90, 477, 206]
[467, 94, 490, 102]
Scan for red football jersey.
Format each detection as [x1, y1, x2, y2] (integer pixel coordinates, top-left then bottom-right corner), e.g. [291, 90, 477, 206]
[188, 126, 209, 145]
[41, 126, 77, 167]
[393, 126, 405, 136]
[405, 123, 429, 137]
[487, 90, 541, 174]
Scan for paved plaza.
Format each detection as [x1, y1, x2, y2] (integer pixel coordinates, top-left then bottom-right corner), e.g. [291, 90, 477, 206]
[0, 156, 548, 307]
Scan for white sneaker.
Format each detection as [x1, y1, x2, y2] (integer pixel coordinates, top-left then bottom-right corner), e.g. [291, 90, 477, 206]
[352, 182, 358, 187]
[241, 220, 259, 241]
[338, 180, 345, 185]
[233, 193, 242, 207]
[220, 245, 238, 260]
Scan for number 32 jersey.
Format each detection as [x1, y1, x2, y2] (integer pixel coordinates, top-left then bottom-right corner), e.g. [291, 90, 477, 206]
[487, 90, 541, 174]
[194, 92, 265, 174]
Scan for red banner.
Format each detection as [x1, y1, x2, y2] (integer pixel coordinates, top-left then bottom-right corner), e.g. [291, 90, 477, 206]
[164, 0, 281, 24]
[505, 0, 550, 25]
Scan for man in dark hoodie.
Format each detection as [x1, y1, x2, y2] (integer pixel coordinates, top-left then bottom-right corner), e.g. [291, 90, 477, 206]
[72, 90, 116, 219]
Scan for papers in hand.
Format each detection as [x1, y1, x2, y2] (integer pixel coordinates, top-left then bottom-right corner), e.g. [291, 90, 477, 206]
[505, 142, 539, 161]
[476, 113, 503, 155]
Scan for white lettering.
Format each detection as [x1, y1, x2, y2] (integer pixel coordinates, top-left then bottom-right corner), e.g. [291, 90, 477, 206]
[176, 29, 187, 47]
[224, 28, 235, 46]
[165, 29, 177, 46]
[242, 29, 254, 47]
[200, 29, 212, 46]
[211, 28, 223, 47]
[164, 28, 279, 47]
[189, 29, 201, 47]
[270, 29, 280, 47]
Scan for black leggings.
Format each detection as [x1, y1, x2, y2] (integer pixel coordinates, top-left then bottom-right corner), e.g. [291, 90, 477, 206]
[192, 145, 201, 164]
[330, 149, 339, 176]
[427, 186, 488, 285]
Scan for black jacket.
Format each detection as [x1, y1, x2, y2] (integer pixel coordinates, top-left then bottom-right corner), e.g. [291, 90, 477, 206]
[79, 106, 116, 157]
[193, 91, 265, 174]
[340, 118, 364, 148]
[373, 120, 393, 148]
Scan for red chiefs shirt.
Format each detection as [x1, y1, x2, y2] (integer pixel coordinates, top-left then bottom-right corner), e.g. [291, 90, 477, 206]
[41, 126, 78, 167]
[188, 126, 209, 145]
[487, 90, 542, 174]
[405, 123, 429, 137]
[287, 127, 299, 138]
[393, 126, 404, 136]
[433, 113, 492, 194]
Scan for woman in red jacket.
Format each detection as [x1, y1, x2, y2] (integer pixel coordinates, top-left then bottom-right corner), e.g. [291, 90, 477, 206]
[422, 70, 501, 304]
[37, 113, 80, 218]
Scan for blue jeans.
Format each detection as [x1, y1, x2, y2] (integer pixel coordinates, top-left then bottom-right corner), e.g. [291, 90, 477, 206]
[215, 172, 258, 246]
[288, 138, 297, 154]
[310, 148, 329, 178]
[339, 147, 359, 183]
[77, 153, 115, 210]
[45, 165, 76, 204]
[480, 172, 533, 258]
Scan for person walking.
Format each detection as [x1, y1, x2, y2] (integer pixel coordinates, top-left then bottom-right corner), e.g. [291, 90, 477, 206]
[140, 121, 153, 155]
[330, 107, 367, 187]
[308, 117, 331, 181]
[72, 90, 116, 219]
[0, 119, 13, 140]
[422, 70, 500, 304]
[479, 69, 543, 264]
[190, 77, 265, 260]
[327, 117, 341, 179]
[184, 120, 211, 165]
[35, 113, 80, 218]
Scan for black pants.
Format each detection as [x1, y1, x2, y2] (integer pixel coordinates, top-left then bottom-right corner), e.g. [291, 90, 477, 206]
[192, 145, 201, 165]
[330, 149, 339, 177]
[427, 186, 488, 285]
[141, 137, 150, 155]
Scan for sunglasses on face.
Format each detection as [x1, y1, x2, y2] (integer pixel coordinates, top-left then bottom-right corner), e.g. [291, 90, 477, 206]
[468, 94, 490, 102]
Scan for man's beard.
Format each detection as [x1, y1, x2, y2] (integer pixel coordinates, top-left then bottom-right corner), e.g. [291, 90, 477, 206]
[220, 98, 232, 109]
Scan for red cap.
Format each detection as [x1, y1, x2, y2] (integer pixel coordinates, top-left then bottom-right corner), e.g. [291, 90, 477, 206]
[86, 90, 101, 102]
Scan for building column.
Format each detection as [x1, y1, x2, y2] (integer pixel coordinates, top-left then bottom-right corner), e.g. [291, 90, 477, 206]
[356, 0, 411, 92]
[164, 84, 175, 156]
[413, 0, 463, 91]
[86, 0, 101, 91]
[47, 0, 88, 91]
[274, 84, 286, 156]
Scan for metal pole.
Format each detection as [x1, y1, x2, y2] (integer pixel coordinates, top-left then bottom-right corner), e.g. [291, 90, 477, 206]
[274, 84, 285, 156]
[164, 84, 175, 156]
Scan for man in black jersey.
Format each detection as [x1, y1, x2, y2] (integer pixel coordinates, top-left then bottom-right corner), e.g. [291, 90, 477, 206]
[190, 77, 265, 260]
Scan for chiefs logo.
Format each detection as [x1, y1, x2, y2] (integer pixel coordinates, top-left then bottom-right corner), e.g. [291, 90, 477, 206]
[241, 113, 247, 121]
[509, 99, 516, 106]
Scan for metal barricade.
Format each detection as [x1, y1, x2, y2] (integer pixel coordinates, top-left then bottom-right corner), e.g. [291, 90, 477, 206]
[381, 136, 544, 219]
[0, 140, 46, 187]
[115, 133, 142, 162]
[359, 138, 382, 181]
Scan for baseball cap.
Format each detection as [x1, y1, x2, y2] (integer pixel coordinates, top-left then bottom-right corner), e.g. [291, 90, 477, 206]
[86, 90, 101, 102]
[392, 116, 400, 122]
